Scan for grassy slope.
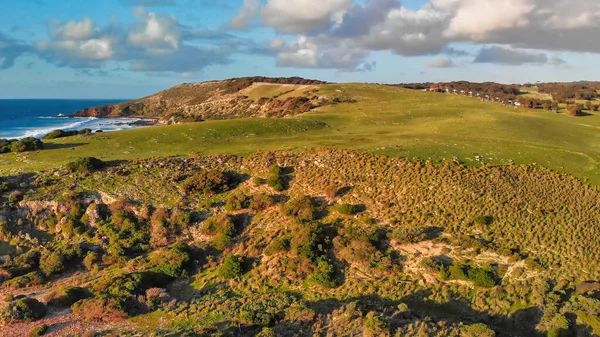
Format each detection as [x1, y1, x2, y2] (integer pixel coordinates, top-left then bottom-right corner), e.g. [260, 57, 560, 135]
[3, 83, 600, 184]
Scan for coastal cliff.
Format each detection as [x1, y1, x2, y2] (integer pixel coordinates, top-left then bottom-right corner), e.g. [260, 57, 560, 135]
[73, 77, 334, 123]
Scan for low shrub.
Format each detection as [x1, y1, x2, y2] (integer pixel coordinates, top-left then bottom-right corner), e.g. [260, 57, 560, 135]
[201, 214, 236, 250]
[71, 297, 128, 322]
[283, 196, 316, 222]
[65, 157, 104, 173]
[250, 193, 276, 211]
[0, 297, 47, 323]
[225, 193, 249, 211]
[43, 130, 79, 140]
[364, 311, 390, 335]
[181, 170, 233, 196]
[39, 251, 65, 277]
[307, 256, 337, 288]
[392, 226, 428, 244]
[461, 323, 496, 337]
[4, 271, 45, 289]
[148, 244, 191, 278]
[265, 237, 291, 256]
[28, 323, 48, 337]
[10, 137, 44, 153]
[335, 204, 361, 215]
[47, 287, 92, 307]
[218, 255, 243, 279]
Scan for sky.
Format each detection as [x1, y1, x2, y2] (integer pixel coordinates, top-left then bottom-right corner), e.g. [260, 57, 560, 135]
[0, 0, 599, 98]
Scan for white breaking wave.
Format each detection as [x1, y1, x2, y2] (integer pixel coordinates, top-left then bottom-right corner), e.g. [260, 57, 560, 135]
[20, 117, 98, 139]
[5, 117, 152, 139]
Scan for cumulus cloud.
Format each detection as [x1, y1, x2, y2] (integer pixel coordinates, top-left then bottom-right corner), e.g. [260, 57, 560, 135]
[129, 7, 181, 53]
[229, 0, 261, 29]
[443, 0, 535, 40]
[262, 0, 353, 34]
[27, 8, 257, 74]
[426, 56, 455, 68]
[0, 33, 35, 69]
[473, 46, 547, 65]
[276, 36, 370, 71]
[252, 0, 600, 70]
[49, 18, 96, 41]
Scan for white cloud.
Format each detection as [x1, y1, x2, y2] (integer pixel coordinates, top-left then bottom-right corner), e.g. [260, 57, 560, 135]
[49, 18, 96, 41]
[444, 0, 534, 39]
[426, 56, 454, 68]
[262, 0, 353, 34]
[230, 0, 261, 29]
[277, 35, 370, 71]
[129, 8, 180, 52]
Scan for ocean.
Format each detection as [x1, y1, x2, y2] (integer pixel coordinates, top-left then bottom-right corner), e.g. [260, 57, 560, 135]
[0, 99, 151, 139]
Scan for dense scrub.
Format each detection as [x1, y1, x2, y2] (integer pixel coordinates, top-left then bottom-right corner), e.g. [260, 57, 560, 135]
[72, 76, 337, 122]
[1, 149, 600, 335]
[0, 137, 44, 153]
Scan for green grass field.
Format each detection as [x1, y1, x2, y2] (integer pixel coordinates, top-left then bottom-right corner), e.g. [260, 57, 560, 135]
[3, 83, 600, 184]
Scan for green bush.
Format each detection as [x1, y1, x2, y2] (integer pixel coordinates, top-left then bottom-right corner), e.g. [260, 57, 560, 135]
[291, 223, 325, 261]
[39, 251, 65, 277]
[250, 193, 276, 211]
[218, 255, 243, 279]
[71, 297, 128, 322]
[392, 226, 428, 244]
[43, 130, 79, 140]
[283, 196, 316, 222]
[181, 170, 233, 196]
[467, 267, 497, 288]
[28, 323, 48, 336]
[148, 244, 191, 278]
[4, 271, 46, 289]
[474, 215, 493, 226]
[364, 312, 390, 334]
[256, 327, 276, 337]
[268, 164, 283, 176]
[65, 157, 104, 173]
[267, 174, 285, 192]
[225, 193, 248, 211]
[10, 137, 44, 153]
[83, 251, 100, 271]
[265, 237, 291, 256]
[201, 214, 236, 250]
[461, 323, 495, 337]
[307, 256, 337, 288]
[449, 264, 468, 280]
[335, 204, 361, 215]
[47, 287, 92, 307]
[0, 297, 47, 323]
[0, 180, 10, 193]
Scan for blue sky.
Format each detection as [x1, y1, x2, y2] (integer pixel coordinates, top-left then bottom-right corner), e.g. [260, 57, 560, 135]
[0, 0, 598, 98]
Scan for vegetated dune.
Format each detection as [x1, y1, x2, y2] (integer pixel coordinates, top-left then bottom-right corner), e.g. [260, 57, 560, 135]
[1, 149, 600, 336]
[73, 77, 335, 122]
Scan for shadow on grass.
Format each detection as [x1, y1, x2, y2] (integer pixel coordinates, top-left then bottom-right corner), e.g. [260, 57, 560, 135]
[43, 142, 88, 150]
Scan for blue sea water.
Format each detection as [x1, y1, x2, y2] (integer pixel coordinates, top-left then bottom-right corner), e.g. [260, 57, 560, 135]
[0, 99, 152, 139]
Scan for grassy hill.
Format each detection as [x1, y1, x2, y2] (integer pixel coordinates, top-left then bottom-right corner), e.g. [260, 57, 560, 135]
[3, 82, 600, 185]
[2, 80, 600, 335]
